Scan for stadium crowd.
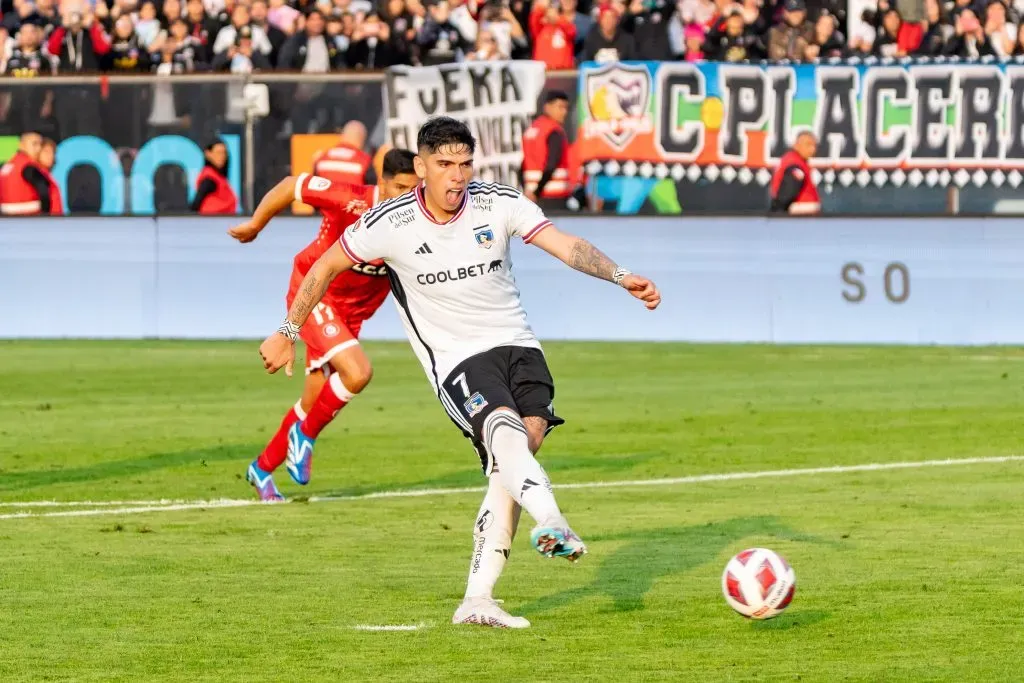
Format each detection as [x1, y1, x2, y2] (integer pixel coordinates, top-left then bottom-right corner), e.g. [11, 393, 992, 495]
[8, 0, 1022, 77]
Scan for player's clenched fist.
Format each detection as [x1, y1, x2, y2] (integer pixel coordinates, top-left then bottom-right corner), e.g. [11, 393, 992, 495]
[622, 274, 661, 311]
[259, 333, 295, 376]
[228, 221, 262, 243]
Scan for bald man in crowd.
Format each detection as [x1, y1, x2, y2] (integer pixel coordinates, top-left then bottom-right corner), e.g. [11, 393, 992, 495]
[312, 120, 374, 186]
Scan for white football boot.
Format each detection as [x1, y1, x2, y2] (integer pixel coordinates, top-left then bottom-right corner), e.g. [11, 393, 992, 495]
[451, 597, 530, 629]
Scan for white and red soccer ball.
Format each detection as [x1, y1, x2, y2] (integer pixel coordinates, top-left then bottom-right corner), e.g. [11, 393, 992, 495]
[721, 548, 796, 620]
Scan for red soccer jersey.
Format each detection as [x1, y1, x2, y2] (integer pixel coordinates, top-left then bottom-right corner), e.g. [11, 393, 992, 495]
[288, 173, 391, 325]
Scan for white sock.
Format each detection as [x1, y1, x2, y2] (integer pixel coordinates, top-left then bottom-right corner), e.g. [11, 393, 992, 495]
[464, 474, 521, 600]
[483, 409, 564, 528]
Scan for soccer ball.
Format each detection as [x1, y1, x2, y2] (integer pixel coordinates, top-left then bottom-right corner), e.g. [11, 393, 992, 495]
[721, 548, 796, 620]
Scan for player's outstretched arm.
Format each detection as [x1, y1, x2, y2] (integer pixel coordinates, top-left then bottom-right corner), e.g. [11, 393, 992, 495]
[227, 175, 301, 243]
[258, 242, 356, 375]
[528, 224, 661, 310]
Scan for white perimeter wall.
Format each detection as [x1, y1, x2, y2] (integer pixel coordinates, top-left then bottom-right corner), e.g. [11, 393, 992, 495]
[2, 216, 1022, 344]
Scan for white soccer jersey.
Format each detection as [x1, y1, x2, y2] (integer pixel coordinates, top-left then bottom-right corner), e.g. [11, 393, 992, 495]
[339, 181, 552, 389]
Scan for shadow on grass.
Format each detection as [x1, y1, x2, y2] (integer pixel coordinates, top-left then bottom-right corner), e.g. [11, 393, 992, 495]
[313, 452, 662, 499]
[0, 444, 260, 492]
[518, 516, 831, 616]
[749, 608, 830, 630]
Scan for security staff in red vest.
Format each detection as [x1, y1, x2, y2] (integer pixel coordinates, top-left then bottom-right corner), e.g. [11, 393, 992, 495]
[191, 140, 239, 215]
[0, 131, 52, 216]
[39, 138, 64, 216]
[770, 131, 821, 215]
[312, 120, 373, 186]
[521, 90, 572, 212]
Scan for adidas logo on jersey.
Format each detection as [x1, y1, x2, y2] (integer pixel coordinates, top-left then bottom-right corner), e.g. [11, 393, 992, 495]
[415, 243, 433, 255]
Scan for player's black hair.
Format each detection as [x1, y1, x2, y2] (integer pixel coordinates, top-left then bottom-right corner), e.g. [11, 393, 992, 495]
[417, 116, 476, 156]
[381, 148, 416, 178]
[204, 139, 226, 151]
[543, 90, 569, 104]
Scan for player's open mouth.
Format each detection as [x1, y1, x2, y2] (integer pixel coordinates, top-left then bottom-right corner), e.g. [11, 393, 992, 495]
[446, 189, 464, 204]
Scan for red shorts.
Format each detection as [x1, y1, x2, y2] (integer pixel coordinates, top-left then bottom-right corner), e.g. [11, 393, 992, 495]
[296, 299, 367, 375]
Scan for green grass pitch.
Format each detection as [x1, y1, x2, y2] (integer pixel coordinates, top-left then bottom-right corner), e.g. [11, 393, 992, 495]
[1, 340, 1023, 681]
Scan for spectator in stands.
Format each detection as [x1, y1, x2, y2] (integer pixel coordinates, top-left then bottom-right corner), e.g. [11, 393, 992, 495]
[703, 5, 762, 61]
[885, 7, 924, 55]
[0, 28, 10, 75]
[147, 31, 197, 138]
[250, 0, 289, 64]
[133, 1, 164, 51]
[582, 4, 636, 62]
[417, 0, 473, 65]
[3, 22, 55, 78]
[624, 0, 675, 60]
[739, 0, 767, 35]
[28, 0, 60, 35]
[278, 8, 345, 69]
[185, 0, 220, 64]
[48, 3, 110, 73]
[805, 10, 844, 58]
[478, 2, 528, 62]
[848, 8, 876, 54]
[326, 14, 351, 53]
[984, 1, 1015, 57]
[447, 0, 481, 44]
[559, 0, 593, 56]
[529, 0, 576, 69]
[2, 22, 56, 136]
[212, 24, 273, 70]
[916, 0, 952, 55]
[346, 12, 397, 67]
[267, 0, 303, 34]
[467, 26, 506, 58]
[155, 28, 197, 72]
[382, 0, 419, 64]
[3, 0, 39, 34]
[943, 7, 994, 56]
[766, 0, 812, 61]
[167, 18, 204, 68]
[213, 4, 274, 59]
[105, 16, 152, 71]
[1014, 23, 1024, 55]
[677, 0, 716, 29]
[48, 3, 108, 136]
[162, 0, 185, 27]
[681, 22, 705, 59]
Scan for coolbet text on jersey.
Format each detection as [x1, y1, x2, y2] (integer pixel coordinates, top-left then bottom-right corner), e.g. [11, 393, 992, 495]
[338, 181, 552, 390]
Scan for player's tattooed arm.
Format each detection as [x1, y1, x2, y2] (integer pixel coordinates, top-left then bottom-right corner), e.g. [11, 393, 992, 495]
[285, 242, 355, 327]
[529, 225, 619, 282]
[567, 237, 618, 282]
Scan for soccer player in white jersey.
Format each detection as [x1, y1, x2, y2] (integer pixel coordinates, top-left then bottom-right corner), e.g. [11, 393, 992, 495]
[258, 116, 661, 629]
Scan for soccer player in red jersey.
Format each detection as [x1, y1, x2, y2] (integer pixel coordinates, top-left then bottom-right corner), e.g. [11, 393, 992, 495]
[228, 149, 419, 500]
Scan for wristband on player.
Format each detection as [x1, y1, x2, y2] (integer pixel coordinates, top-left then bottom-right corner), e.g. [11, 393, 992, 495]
[612, 267, 632, 286]
[277, 319, 300, 342]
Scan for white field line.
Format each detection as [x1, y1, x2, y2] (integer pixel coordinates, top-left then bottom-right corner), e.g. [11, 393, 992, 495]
[351, 623, 431, 632]
[1, 454, 1021, 521]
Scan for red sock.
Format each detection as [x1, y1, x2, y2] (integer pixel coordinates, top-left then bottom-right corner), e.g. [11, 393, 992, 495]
[301, 372, 355, 438]
[256, 403, 305, 472]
